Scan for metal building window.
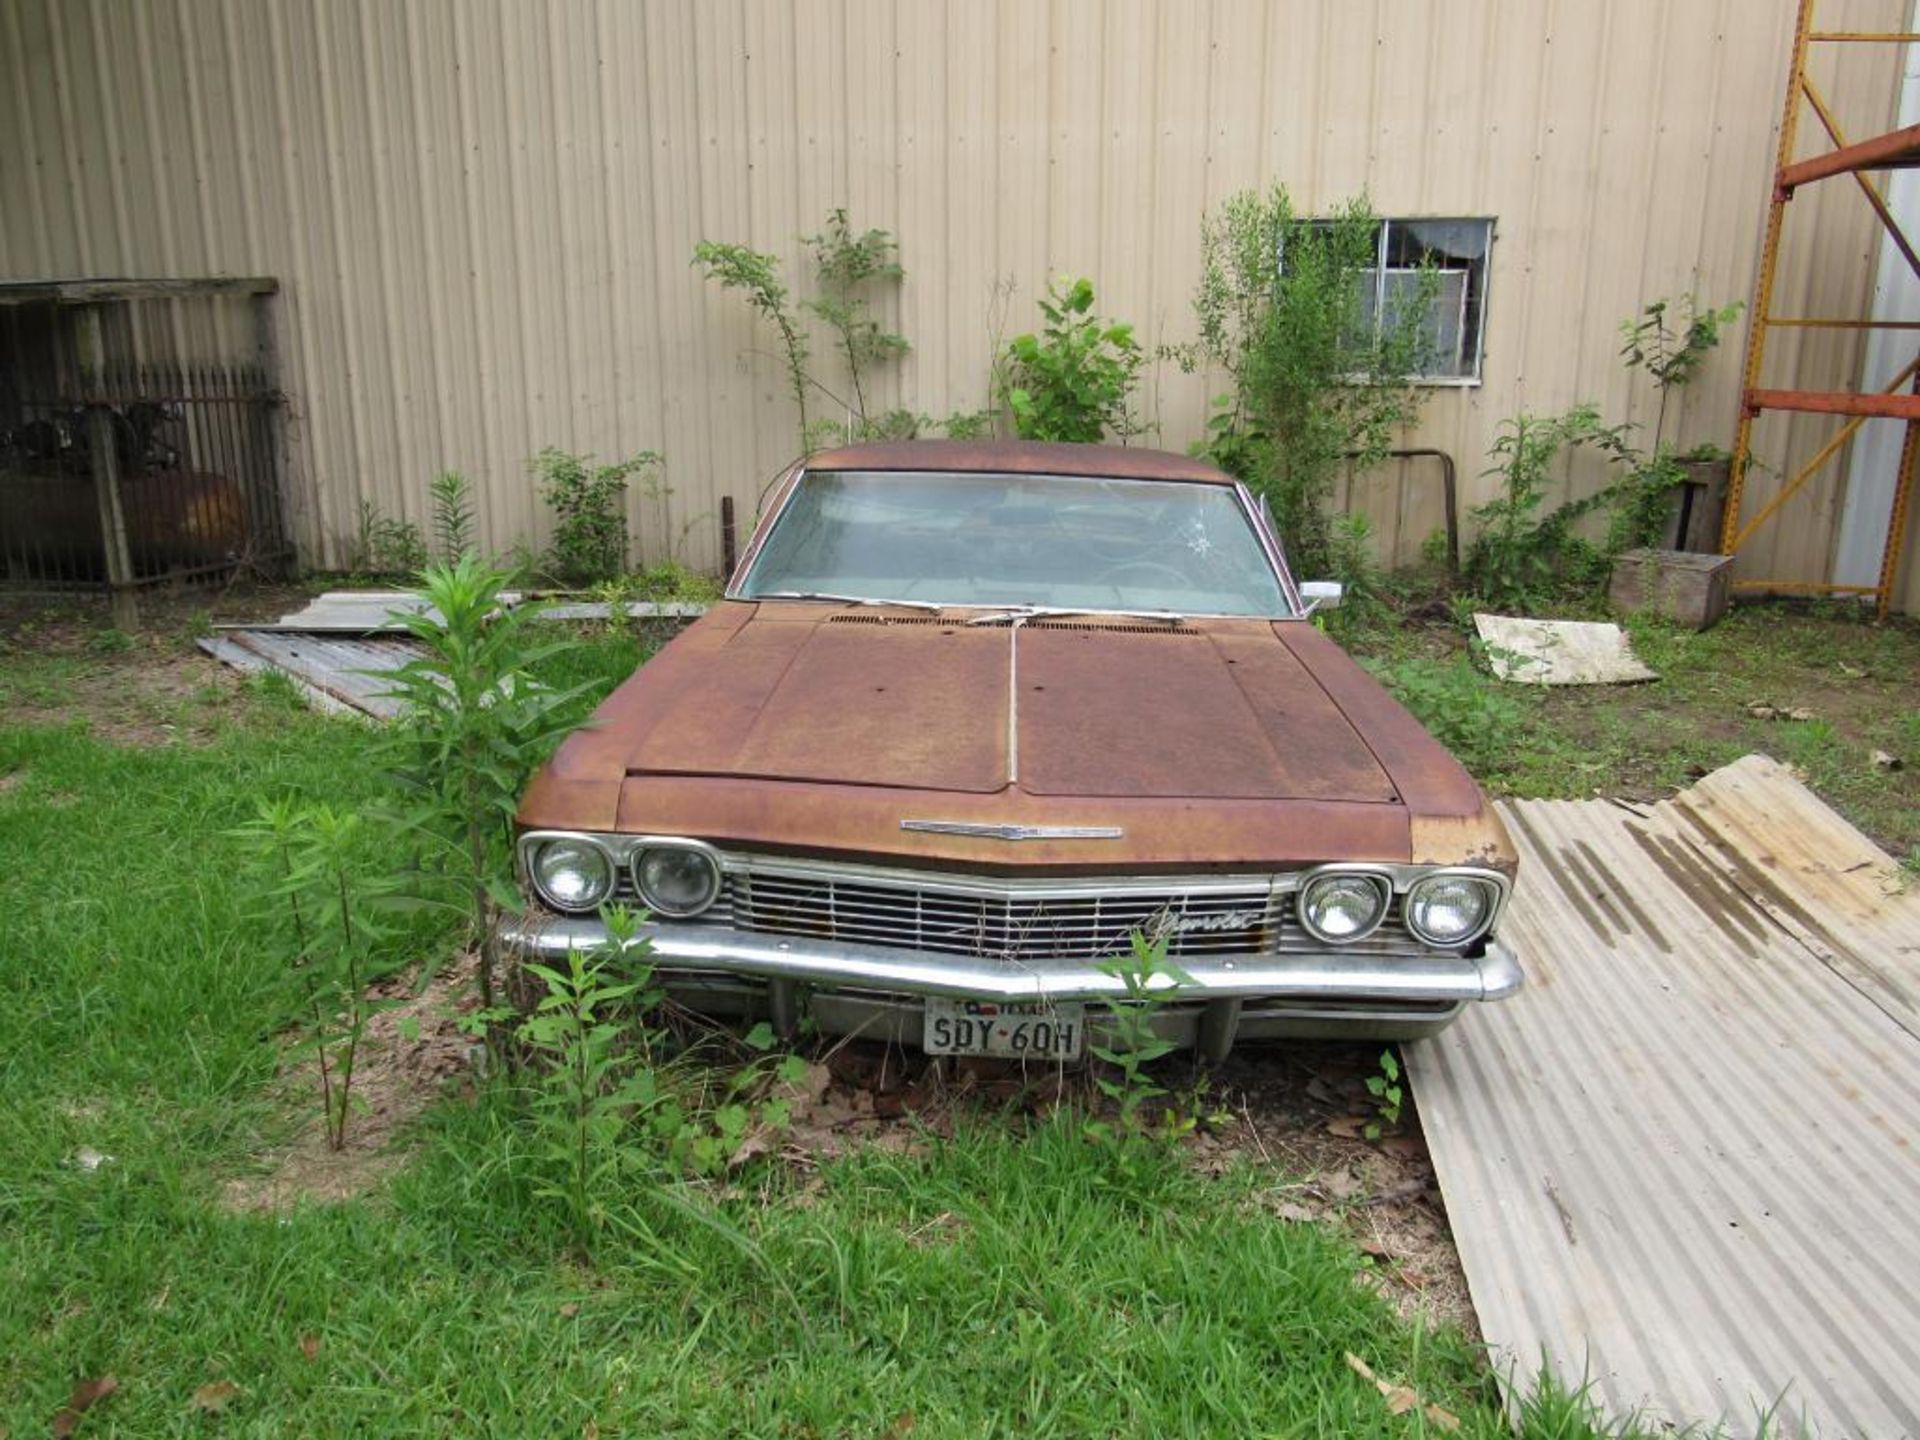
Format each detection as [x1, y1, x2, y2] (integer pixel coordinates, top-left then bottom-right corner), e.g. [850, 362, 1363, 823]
[1290, 217, 1493, 384]
[1366, 218, 1492, 384]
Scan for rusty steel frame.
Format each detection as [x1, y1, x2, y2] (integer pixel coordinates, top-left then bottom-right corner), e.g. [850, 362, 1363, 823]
[1723, 0, 1920, 617]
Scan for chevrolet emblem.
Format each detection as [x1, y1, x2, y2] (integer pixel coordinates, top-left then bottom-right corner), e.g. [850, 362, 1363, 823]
[900, 820, 1125, 841]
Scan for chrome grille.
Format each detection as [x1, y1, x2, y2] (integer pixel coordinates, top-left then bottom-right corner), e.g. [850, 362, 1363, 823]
[612, 857, 1453, 961]
[730, 864, 1280, 963]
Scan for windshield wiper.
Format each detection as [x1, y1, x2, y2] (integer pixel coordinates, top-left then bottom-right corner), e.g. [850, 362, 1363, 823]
[963, 604, 1187, 626]
[753, 590, 947, 612]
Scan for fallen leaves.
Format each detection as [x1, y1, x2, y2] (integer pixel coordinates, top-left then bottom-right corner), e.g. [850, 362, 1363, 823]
[50, 1375, 117, 1437]
[1344, 1352, 1461, 1432]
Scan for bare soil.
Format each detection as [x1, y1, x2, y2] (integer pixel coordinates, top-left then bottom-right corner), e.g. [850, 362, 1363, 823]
[222, 958, 481, 1212]
[0, 583, 315, 745]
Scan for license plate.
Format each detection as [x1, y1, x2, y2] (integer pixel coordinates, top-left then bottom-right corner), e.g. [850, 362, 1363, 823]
[923, 998, 1085, 1061]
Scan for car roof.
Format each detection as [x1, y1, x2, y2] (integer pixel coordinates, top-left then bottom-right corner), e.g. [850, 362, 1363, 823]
[803, 439, 1239, 486]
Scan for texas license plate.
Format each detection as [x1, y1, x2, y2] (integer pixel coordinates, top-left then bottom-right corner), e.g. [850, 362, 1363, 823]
[923, 999, 1085, 1061]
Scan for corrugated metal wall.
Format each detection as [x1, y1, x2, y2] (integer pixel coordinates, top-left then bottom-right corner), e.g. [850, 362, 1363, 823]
[1, 0, 1912, 608]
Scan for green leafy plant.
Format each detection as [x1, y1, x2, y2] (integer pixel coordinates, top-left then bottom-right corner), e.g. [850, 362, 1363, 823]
[377, 558, 595, 1025]
[532, 447, 662, 585]
[1463, 406, 1638, 609]
[1363, 1048, 1403, 1140]
[998, 277, 1145, 444]
[1086, 931, 1195, 1144]
[353, 498, 428, 577]
[1319, 511, 1393, 640]
[694, 239, 814, 455]
[235, 799, 398, 1150]
[429, 470, 477, 562]
[1620, 295, 1745, 436]
[1184, 189, 1434, 575]
[699, 213, 986, 453]
[517, 909, 664, 1257]
[1367, 653, 1528, 778]
[803, 209, 909, 434]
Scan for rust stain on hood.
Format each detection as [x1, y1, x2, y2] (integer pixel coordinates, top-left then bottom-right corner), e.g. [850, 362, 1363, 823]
[520, 601, 1507, 871]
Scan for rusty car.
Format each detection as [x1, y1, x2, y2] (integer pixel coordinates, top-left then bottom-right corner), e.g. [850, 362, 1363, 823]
[502, 441, 1521, 1062]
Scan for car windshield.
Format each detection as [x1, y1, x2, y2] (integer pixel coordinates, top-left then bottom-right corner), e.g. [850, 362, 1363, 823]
[738, 470, 1292, 616]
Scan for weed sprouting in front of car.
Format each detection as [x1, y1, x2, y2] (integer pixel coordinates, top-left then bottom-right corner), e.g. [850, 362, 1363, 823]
[377, 558, 595, 1028]
[1364, 1048, 1404, 1141]
[234, 797, 399, 1151]
[1085, 931, 1196, 1146]
[515, 908, 666, 1258]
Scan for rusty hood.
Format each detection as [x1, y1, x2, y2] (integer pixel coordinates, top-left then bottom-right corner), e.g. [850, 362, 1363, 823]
[520, 602, 1512, 872]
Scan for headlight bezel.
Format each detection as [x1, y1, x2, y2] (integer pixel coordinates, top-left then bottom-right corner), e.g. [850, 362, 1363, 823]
[527, 835, 617, 914]
[517, 830, 727, 920]
[1297, 866, 1393, 944]
[1403, 870, 1502, 948]
[631, 842, 724, 918]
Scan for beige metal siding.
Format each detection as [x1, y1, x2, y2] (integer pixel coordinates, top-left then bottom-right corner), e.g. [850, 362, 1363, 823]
[0, 0, 1910, 607]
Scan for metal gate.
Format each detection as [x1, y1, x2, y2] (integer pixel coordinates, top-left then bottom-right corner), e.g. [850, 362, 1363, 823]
[0, 278, 289, 621]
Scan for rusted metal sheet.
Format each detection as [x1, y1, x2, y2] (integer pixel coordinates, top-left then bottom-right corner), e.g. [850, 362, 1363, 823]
[1410, 755, 1920, 1438]
[198, 631, 422, 719]
[219, 591, 710, 634]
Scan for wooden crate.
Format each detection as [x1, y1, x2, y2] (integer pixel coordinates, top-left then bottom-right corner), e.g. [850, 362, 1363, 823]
[1609, 548, 1734, 631]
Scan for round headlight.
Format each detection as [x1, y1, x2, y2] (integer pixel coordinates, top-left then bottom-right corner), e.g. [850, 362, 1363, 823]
[531, 838, 614, 913]
[633, 845, 722, 917]
[1299, 872, 1389, 943]
[1406, 874, 1497, 947]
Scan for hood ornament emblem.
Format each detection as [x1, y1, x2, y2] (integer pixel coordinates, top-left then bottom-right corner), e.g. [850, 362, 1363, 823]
[901, 820, 1125, 842]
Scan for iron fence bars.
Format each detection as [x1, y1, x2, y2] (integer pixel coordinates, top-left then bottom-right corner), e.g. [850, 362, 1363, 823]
[0, 280, 287, 608]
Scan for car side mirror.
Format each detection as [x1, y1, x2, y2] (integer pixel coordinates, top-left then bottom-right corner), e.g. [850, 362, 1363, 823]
[1300, 580, 1344, 614]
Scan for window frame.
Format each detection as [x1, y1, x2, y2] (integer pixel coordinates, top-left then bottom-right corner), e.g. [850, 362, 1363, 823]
[1347, 216, 1494, 388]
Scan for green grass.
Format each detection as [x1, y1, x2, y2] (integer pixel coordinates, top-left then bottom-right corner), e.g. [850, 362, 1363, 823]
[1348, 600, 1920, 854]
[0, 624, 1692, 1436]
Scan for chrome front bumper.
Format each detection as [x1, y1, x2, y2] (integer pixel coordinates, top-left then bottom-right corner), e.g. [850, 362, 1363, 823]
[497, 912, 1523, 1010]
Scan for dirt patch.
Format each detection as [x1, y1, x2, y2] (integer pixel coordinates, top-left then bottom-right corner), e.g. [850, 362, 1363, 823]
[1, 649, 247, 746]
[222, 958, 481, 1212]
[0, 582, 320, 745]
[0, 582, 315, 648]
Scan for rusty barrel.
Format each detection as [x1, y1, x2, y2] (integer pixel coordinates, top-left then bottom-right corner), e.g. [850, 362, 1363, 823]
[0, 465, 250, 580]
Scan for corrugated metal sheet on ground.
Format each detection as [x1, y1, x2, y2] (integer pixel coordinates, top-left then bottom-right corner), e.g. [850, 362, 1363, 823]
[1411, 756, 1920, 1439]
[198, 632, 423, 719]
[223, 591, 710, 633]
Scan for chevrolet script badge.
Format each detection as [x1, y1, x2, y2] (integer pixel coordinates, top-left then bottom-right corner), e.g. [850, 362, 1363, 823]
[900, 820, 1125, 841]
